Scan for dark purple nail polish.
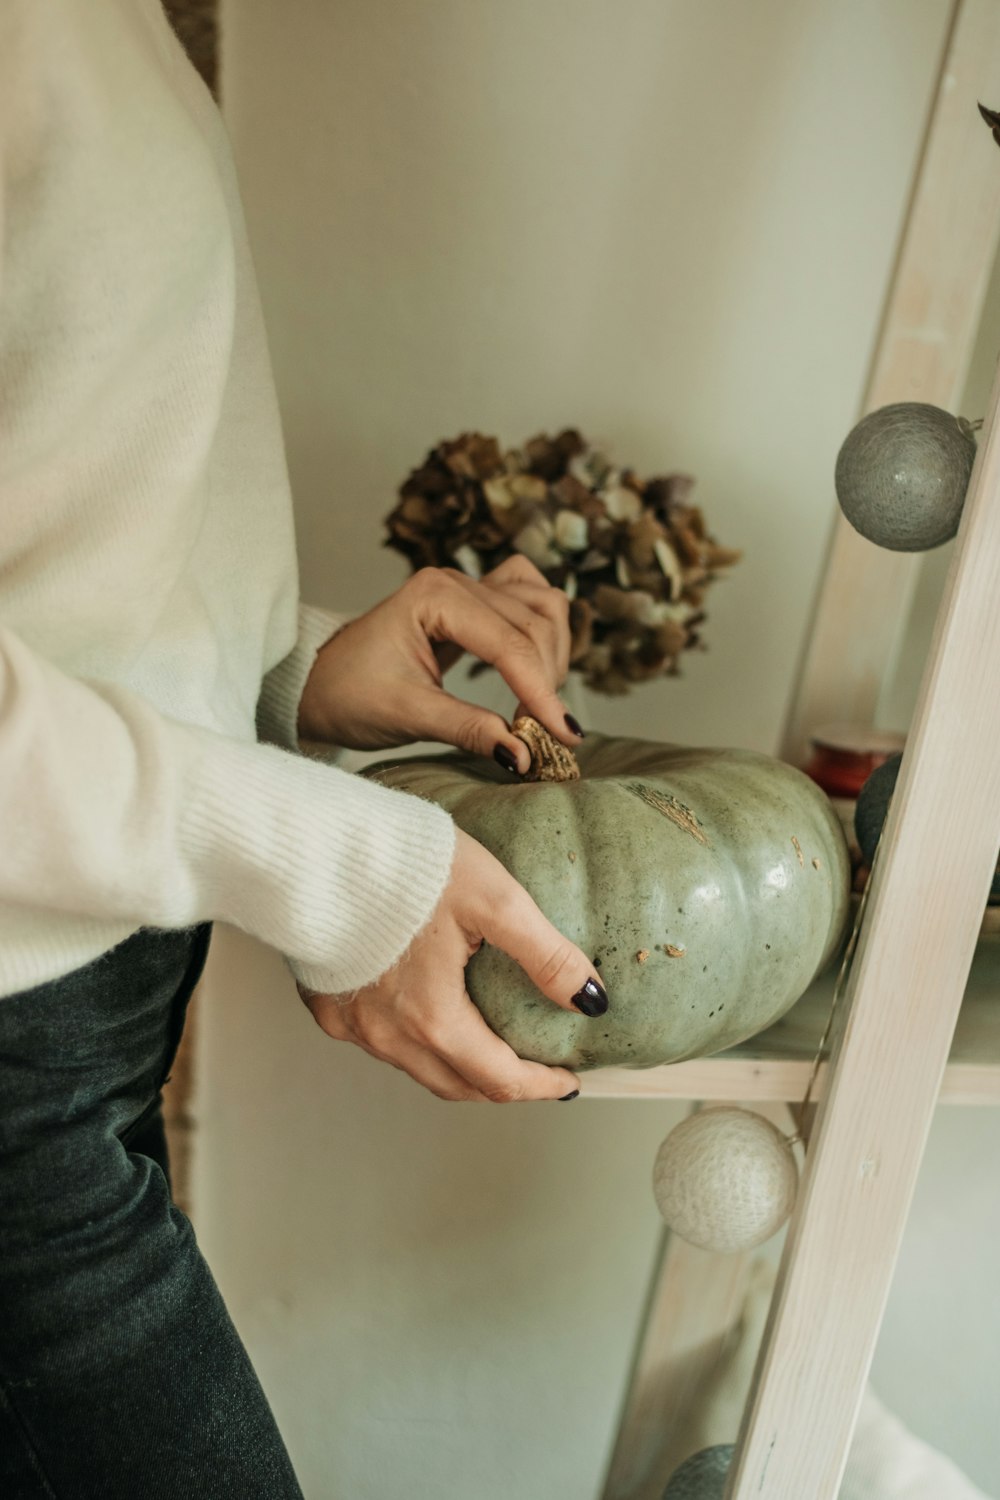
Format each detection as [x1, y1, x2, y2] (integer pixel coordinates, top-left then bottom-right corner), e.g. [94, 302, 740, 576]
[558, 1089, 580, 1101]
[564, 712, 585, 739]
[571, 977, 608, 1017]
[493, 743, 521, 775]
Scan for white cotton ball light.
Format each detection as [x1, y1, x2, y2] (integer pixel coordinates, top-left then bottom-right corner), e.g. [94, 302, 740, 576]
[652, 1107, 799, 1254]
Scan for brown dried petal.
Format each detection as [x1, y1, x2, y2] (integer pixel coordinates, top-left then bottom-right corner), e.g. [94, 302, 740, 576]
[509, 474, 549, 505]
[573, 549, 607, 574]
[644, 474, 696, 518]
[624, 511, 665, 570]
[482, 476, 519, 512]
[591, 666, 631, 695]
[441, 433, 504, 480]
[524, 429, 586, 482]
[672, 524, 705, 567]
[628, 566, 668, 596]
[592, 583, 648, 623]
[624, 654, 668, 682]
[703, 543, 743, 569]
[551, 473, 597, 512]
[654, 619, 688, 657]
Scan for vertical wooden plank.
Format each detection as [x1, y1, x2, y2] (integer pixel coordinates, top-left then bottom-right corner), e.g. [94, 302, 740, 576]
[728, 267, 1000, 1499]
[780, 0, 1000, 768]
[602, 1107, 791, 1500]
[602, 1233, 763, 1500]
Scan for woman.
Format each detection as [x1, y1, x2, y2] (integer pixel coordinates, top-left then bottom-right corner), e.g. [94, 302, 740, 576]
[0, 2, 608, 1494]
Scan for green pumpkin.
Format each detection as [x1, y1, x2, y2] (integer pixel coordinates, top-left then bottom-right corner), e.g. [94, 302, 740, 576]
[364, 734, 851, 1070]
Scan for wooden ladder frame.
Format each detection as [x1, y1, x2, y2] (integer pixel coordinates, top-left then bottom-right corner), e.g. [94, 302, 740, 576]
[604, 2, 1000, 1495]
[730, 210, 1000, 1497]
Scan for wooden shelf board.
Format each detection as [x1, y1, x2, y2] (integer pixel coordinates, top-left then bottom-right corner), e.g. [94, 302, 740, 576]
[582, 936, 1000, 1105]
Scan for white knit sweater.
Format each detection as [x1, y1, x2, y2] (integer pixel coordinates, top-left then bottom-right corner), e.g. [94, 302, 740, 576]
[0, 0, 457, 998]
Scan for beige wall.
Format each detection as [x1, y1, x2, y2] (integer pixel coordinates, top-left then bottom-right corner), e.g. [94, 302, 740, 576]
[194, 3, 999, 1494]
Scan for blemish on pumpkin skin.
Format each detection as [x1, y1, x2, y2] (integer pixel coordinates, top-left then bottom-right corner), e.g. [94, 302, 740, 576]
[623, 782, 710, 846]
[791, 836, 804, 867]
[664, 944, 686, 958]
[812, 857, 822, 870]
[636, 949, 650, 963]
[567, 850, 577, 862]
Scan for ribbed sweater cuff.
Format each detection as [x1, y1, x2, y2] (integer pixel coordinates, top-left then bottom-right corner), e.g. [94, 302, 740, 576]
[256, 603, 348, 751]
[180, 735, 457, 994]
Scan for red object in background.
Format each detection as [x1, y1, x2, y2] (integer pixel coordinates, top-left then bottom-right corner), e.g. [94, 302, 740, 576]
[802, 723, 906, 799]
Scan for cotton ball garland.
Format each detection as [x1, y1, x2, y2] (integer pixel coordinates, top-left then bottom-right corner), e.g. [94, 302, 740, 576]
[652, 1107, 799, 1253]
[834, 402, 976, 551]
[662, 1444, 734, 1499]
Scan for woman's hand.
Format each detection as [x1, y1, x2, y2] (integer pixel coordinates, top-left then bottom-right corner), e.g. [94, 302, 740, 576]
[297, 557, 583, 774]
[296, 829, 607, 1102]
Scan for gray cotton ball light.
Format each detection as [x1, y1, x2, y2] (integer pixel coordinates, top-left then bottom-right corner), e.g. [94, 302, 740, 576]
[834, 401, 977, 551]
[662, 1445, 735, 1499]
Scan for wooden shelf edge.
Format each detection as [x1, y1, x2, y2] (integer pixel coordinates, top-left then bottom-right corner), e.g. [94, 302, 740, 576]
[581, 1058, 1000, 1106]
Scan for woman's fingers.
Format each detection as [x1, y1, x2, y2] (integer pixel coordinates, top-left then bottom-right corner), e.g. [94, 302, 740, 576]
[297, 828, 599, 1107]
[470, 556, 573, 680]
[388, 682, 535, 773]
[307, 980, 581, 1103]
[409, 999, 581, 1102]
[429, 567, 569, 682]
[475, 867, 608, 1020]
[356, 1034, 490, 1103]
[409, 568, 578, 749]
[477, 576, 573, 681]
[431, 573, 566, 685]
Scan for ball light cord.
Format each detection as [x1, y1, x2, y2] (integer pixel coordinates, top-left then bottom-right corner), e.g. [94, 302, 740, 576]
[790, 827, 887, 1146]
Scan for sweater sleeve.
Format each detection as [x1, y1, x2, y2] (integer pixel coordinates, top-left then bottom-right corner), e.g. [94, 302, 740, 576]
[0, 624, 457, 995]
[256, 602, 349, 751]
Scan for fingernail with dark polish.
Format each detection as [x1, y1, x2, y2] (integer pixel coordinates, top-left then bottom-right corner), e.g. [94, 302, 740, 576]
[558, 1090, 580, 1101]
[494, 743, 522, 775]
[564, 713, 585, 739]
[571, 978, 608, 1017]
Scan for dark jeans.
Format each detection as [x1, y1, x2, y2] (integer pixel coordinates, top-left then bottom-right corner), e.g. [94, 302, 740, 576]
[0, 925, 304, 1499]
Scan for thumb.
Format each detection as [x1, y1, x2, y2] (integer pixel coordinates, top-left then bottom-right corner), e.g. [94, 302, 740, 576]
[407, 685, 533, 775]
[480, 866, 609, 1019]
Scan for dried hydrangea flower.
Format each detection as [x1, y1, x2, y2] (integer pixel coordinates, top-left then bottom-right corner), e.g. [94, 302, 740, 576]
[383, 429, 741, 695]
